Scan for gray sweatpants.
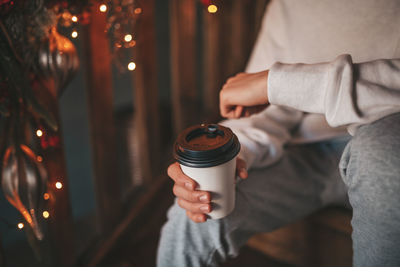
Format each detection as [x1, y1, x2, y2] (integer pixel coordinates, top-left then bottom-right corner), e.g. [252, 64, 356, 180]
[157, 113, 400, 267]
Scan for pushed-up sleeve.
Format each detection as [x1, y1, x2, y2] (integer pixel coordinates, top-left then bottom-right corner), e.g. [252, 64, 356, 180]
[268, 54, 400, 134]
[221, 105, 303, 170]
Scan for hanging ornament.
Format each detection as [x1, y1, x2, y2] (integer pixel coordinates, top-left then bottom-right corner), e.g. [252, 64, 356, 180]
[1, 144, 48, 240]
[37, 27, 79, 95]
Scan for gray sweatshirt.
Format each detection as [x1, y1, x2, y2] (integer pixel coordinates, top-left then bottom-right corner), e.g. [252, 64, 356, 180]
[222, 0, 400, 169]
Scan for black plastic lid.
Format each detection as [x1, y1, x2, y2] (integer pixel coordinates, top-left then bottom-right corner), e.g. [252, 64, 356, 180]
[173, 124, 240, 168]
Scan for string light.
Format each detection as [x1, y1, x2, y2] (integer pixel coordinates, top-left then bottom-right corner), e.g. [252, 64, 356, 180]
[42, 211, 50, 219]
[128, 62, 136, 71]
[37, 156, 43, 162]
[124, 34, 133, 42]
[71, 30, 78, 38]
[125, 40, 136, 48]
[17, 223, 24, 229]
[36, 129, 43, 137]
[71, 16, 78, 22]
[43, 193, 50, 200]
[134, 8, 142, 14]
[55, 182, 63, 189]
[208, 4, 218, 13]
[99, 4, 107, 13]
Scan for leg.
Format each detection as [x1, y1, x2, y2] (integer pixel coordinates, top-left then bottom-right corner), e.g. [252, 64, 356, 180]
[157, 139, 349, 267]
[339, 113, 400, 267]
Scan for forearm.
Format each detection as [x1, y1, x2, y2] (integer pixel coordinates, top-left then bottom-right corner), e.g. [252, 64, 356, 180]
[268, 54, 400, 134]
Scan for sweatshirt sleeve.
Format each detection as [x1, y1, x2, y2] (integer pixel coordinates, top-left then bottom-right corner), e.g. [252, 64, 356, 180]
[268, 54, 400, 134]
[220, 105, 303, 170]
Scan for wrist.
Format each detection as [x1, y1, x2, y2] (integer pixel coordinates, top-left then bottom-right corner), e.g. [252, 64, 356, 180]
[256, 69, 269, 105]
[263, 70, 269, 103]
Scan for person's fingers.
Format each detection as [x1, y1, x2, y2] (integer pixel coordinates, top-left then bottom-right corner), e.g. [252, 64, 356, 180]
[167, 162, 197, 190]
[219, 86, 243, 119]
[243, 104, 269, 117]
[221, 107, 239, 119]
[234, 105, 243, 118]
[186, 211, 207, 223]
[219, 93, 231, 118]
[173, 185, 211, 203]
[177, 198, 212, 214]
[221, 107, 233, 118]
[236, 158, 248, 179]
[219, 70, 269, 119]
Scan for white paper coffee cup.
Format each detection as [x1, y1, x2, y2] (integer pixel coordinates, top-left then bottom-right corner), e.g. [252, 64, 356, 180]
[174, 124, 240, 219]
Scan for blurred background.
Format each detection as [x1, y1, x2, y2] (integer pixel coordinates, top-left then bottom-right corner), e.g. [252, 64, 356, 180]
[0, 0, 353, 266]
[0, 0, 267, 266]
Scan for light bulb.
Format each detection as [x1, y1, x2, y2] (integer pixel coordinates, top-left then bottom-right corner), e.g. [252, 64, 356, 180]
[36, 129, 43, 137]
[124, 34, 133, 42]
[128, 62, 136, 71]
[43, 211, 50, 219]
[71, 31, 78, 38]
[99, 4, 107, 13]
[55, 182, 63, 189]
[208, 4, 218, 13]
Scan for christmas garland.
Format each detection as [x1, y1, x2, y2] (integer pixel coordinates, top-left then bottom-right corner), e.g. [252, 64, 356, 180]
[0, 0, 140, 262]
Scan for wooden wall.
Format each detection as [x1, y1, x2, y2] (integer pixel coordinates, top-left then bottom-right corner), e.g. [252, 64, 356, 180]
[84, 2, 121, 234]
[170, 0, 268, 134]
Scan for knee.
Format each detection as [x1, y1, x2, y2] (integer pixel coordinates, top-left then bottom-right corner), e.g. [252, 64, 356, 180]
[340, 113, 400, 206]
[157, 201, 245, 267]
[340, 115, 400, 266]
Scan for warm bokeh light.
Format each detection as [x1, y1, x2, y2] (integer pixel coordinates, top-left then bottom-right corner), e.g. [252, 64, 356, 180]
[37, 156, 43, 162]
[134, 7, 142, 14]
[128, 62, 136, 71]
[127, 40, 136, 47]
[124, 34, 133, 42]
[99, 4, 107, 13]
[43, 211, 50, 219]
[55, 182, 63, 189]
[17, 223, 24, 229]
[36, 129, 43, 137]
[21, 210, 32, 223]
[71, 31, 78, 38]
[208, 4, 218, 13]
[71, 16, 78, 22]
[43, 193, 50, 200]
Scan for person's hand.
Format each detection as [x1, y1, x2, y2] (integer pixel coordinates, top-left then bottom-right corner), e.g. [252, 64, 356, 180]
[219, 70, 269, 119]
[167, 158, 248, 223]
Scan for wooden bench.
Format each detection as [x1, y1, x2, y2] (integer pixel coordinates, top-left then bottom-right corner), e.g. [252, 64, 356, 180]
[247, 207, 353, 267]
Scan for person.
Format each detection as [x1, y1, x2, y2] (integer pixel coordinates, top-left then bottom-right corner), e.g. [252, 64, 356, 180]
[157, 0, 400, 266]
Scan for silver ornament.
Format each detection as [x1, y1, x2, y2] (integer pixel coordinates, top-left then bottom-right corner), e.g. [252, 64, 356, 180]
[1, 144, 48, 240]
[38, 27, 79, 95]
